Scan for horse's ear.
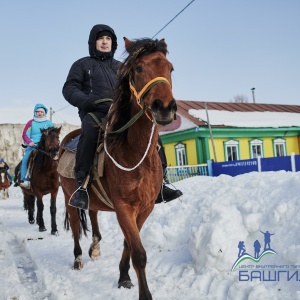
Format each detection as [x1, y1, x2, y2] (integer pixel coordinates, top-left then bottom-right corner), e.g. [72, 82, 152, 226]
[56, 126, 62, 134]
[159, 38, 168, 54]
[124, 37, 133, 51]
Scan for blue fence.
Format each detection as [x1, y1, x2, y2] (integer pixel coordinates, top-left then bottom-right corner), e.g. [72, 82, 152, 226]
[166, 164, 209, 183]
[166, 154, 300, 182]
[211, 154, 300, 177]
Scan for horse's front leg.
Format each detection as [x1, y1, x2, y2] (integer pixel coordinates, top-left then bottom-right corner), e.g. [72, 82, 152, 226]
[36, 198, 46, 232]
[118, 239, 134, 289]
[50, 197, 58, 235]
[117, 207, 153, 300]
[26, 194, 35, 224]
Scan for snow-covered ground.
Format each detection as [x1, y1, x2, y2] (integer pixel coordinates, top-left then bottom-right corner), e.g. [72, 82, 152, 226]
[1, 172, 300, 300]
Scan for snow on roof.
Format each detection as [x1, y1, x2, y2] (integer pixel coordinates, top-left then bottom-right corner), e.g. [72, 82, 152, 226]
[189, 109, 300, 128]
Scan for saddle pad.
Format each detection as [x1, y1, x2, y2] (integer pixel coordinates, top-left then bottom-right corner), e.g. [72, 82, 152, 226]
[57, 150, 76, 178]
[58, 144, 105, 179]
[63, 135, 80, 152]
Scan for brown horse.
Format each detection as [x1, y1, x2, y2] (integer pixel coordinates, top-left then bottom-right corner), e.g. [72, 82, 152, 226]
[0, 168, 10, 199]
[59, 37, 177, 300]
[20, 126, 61, 234]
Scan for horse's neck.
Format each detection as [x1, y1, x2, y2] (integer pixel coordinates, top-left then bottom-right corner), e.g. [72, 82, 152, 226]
[127, 117, 158, 156]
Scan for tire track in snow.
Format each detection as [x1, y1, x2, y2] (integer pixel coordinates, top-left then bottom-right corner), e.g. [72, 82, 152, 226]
[7, 236, 54, 300]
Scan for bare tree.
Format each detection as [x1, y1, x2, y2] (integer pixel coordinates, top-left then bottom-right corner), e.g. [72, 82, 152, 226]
[230, 94, 249, 103]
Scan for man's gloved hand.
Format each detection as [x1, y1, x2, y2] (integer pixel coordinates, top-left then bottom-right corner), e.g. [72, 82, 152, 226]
[83, 100, 97, 112]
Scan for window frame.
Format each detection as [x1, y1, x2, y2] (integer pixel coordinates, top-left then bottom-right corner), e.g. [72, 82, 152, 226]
[224, 139, 240, 161]
[250, 138, 264, 158]
[273, 138, 287, 157]
[175, 142, 187, 166]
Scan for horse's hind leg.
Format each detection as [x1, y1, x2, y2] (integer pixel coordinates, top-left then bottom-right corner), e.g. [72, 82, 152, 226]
[36, 198, 46, 232]
[88, 210, 101, 260]
[50, 197, 58, 235]
[68, 207, 84, 269]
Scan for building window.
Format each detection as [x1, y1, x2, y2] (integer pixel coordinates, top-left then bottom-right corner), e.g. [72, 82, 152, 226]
[250, 139, 263, 158]
[175, 143, 187, 166]
[273, 138, 286, 157]
[224, 140, 239, 161]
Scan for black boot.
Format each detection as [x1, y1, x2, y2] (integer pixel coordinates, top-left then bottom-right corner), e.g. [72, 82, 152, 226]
[155, 184, 183, 204]
[69, 171, 89, 210]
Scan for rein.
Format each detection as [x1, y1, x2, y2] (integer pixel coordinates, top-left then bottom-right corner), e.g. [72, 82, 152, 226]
[104, 123, 156, 172]
[33, 147, 58, 160]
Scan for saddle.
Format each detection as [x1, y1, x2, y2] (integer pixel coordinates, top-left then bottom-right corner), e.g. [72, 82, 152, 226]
[58, 133, 113, 209]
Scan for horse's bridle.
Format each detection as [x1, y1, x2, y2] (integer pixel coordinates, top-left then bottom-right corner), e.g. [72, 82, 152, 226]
[109, 76, 172, 134]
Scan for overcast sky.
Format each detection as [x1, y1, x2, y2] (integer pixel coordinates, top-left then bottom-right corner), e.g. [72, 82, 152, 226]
[1, 0, 299, 125]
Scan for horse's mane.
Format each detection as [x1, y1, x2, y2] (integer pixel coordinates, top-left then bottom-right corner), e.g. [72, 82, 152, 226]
[105, 38, 168, 148]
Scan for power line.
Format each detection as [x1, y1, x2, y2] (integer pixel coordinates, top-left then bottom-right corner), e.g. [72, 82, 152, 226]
[152, 0, 195, 39]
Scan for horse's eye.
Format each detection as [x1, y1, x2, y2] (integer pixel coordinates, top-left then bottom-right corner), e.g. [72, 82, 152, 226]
[135, 66, 142, 73]
[171, 67, 174, 73]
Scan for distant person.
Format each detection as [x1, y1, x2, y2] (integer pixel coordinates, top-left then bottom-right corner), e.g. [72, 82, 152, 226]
[0, 158, 12, 185]
[62, 24, 182, 210]
[260, 230, 275, 250]
[253, 240, 261, 258]
[20, 103, 54, 189]
[238, 241, 246, 257]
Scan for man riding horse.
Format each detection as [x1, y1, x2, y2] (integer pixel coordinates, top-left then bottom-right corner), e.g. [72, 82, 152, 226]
[62, 24, 182, 210]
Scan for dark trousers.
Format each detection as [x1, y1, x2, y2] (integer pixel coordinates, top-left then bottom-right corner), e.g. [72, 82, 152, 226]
[75, 112, 105, 176]
[157, 137, 168, 181]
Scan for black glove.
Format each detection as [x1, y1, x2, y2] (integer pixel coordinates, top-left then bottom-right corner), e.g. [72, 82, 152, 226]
[83, 100, 97, 112]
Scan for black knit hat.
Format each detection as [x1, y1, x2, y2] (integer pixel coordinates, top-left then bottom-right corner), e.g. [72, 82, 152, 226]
[96, 30, 113, 40]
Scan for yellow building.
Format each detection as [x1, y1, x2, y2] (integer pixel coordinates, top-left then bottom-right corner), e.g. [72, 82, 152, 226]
[160, 101, 300, 165]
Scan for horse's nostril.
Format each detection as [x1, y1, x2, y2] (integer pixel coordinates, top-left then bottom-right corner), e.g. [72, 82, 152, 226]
[151, 99, 163, 111]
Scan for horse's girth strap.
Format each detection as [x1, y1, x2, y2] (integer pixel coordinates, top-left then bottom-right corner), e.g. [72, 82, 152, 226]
[91, 178, 114, 210]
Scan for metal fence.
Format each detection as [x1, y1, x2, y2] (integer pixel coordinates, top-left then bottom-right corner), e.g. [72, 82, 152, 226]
[165, 153, 300, 182]
[166, 164, 209, 183]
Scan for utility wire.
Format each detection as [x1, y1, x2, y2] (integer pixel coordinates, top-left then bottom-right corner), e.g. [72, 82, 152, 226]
[152, 0, 195, 39]
[52, 2, 196, 116]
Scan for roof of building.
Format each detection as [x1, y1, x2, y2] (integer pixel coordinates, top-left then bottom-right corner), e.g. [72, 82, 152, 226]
[177, 100, 300, 126]
[160, 101, 300, 133]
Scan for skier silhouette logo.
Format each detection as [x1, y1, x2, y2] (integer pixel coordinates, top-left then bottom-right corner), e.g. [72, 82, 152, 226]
[231, 229, 277, 271]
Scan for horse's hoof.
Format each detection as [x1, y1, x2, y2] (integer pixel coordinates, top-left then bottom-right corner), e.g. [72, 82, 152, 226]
[118, 280, 134, 289]
[39, 226, 46, 232]
[73, 260, 83, 270]
[29, 220, 35, 224]
[89, 246, 101, 260]
[51, 230, 59, 236]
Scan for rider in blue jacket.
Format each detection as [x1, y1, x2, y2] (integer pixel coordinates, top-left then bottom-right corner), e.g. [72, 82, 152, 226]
[19, 103, 54, 189]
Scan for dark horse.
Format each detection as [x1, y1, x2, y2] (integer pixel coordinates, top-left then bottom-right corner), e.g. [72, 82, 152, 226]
[20, 126, 61, 234]
[59, 38, 177, 300]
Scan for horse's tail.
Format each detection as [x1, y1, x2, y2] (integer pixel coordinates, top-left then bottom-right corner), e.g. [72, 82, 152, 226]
[64, 210, 70, 231]
[64, 209, 89, 238]
[78, 209, 89, 237]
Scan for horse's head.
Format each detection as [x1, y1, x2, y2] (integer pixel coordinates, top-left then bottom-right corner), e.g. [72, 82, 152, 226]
[40, 126, 61, 158]
[123, 37, 177, 126]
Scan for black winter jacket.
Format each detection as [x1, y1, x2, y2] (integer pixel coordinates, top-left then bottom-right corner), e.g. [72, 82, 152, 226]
[62, 24, 122, 120]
